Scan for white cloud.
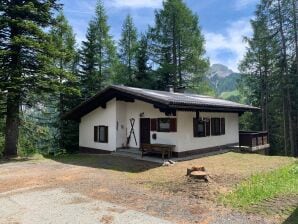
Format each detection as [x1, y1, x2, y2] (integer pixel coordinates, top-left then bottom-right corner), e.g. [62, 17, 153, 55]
[235, 0, 259, 10]
[204, 18, 252, 71]
[108, 0, 162, 9]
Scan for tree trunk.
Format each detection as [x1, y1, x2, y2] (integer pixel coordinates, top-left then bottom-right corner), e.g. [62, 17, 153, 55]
[282, 97, 288, 155]
[128, 29, 132, 83]
[292, 0, 298, 155]
[4, 92, 20, 157]
[277, 0, 295, 155]
[172, 13, 177, 88]
[178, 36, 182, 87]
[293, 0, 298, 74]
[4, 21, 21, 158]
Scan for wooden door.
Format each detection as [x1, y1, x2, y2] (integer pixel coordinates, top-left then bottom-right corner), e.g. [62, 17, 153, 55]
[140, 118, 151, 144]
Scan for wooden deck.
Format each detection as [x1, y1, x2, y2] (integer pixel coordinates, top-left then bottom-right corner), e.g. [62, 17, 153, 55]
[239, 131, 270, 152]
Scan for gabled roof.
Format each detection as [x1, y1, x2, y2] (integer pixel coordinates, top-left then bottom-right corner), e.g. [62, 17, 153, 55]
[63, 85, 259, 121]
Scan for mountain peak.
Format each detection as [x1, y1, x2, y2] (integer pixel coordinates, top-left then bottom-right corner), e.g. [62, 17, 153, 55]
[209, 64, 234, 78]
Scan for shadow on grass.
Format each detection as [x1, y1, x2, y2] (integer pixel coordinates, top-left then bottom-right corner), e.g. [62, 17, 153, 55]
[46, 153, 160, 173]
[283, 207, 298, 224]
[0, 157, 32, 165]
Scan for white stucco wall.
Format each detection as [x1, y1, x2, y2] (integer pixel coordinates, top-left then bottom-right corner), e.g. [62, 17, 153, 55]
[176, 111, 239, 152]
[116, 101, 127, 148]
[79, 98, 239, 153]
[122, 100, 177, 148]
[79, 99, 117, 151]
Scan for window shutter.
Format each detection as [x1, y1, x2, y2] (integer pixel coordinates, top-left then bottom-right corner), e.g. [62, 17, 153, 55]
[94, 126, 98, 142]
[193, 118, 198, 137]
[221, 118, 225, 135]
[105, 126, 108, 142]
[206, 118, 210, 136]
[151, 119, 157, 131]
[170, 118, 177, 132]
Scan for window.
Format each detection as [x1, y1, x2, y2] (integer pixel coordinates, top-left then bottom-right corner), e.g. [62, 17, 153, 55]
[193, 118, 210, 137]
[153, 118, 177, 132]
[211, 118, 221, 136]
[158, 118, 170, 132]
[210, 117, 225, 136]
[194, 117, 225, 137]
[94, 125, 108, 143]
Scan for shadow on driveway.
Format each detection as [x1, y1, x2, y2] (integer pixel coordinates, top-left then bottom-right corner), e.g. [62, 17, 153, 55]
[283, 207, 298, 224]
[46, 153, 160, 173]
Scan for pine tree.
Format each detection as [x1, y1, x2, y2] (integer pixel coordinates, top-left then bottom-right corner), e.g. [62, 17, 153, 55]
[49, 11, 80, 151]
[0, 0, 62, 157]
[80, 0, 117, 99]
[149, 0, 208, 90]
[116, 14, 138, 85]
[135, 33, 153, 88]
[239, 6, 281, 154]
[239, 0, 298, 156]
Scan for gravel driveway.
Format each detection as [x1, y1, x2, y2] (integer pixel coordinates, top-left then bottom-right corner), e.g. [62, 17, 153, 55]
[0, 188, 173, 224]
[1, 154, 292, 224]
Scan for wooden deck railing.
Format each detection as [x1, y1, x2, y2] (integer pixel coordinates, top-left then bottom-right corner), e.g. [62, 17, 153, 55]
[239, 131, 269, 148]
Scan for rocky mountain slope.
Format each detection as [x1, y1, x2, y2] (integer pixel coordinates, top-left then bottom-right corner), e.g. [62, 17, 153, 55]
[207, 64, 242, 102]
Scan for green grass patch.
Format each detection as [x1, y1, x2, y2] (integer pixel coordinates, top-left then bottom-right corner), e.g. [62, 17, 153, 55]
[222, 162, 298, 208]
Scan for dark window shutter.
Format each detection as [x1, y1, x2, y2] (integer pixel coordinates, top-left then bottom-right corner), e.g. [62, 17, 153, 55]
[221, 118, 225, 135]
[193, 118, 198, 137]
[170, 118, 177, 132]
[105, 126, 108, 142]
[206, 118, 210, 136]
[151, 119, 157, 131]
[94, 126, 98, 142]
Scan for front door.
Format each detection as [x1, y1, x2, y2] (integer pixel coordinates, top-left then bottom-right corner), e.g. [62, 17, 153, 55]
[140, 118, 151, 145]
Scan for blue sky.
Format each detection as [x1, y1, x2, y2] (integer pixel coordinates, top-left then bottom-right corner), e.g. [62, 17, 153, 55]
[60, 0, 259, 71]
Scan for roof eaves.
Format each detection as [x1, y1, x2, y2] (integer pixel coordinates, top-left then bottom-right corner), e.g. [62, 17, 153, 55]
[168, 101, 260, 111]
[111, 85, 170, 106]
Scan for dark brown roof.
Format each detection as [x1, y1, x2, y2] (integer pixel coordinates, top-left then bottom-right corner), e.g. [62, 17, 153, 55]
[63, 85, 259, 121]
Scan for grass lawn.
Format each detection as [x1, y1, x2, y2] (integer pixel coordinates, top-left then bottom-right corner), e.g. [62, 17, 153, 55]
[222, 162, 298, 208]
[51, 151, 294, 181]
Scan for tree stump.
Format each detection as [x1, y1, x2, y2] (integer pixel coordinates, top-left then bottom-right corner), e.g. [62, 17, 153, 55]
[186, 166, 209, 182]
[189, 171, 208, 181]
[186, 166, 205, 176]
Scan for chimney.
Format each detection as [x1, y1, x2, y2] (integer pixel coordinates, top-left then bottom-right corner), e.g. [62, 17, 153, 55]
[168, 85, 174, 93]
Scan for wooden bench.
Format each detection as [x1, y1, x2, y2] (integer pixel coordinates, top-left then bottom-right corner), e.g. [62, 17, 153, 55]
[140, 143, 175, 159]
